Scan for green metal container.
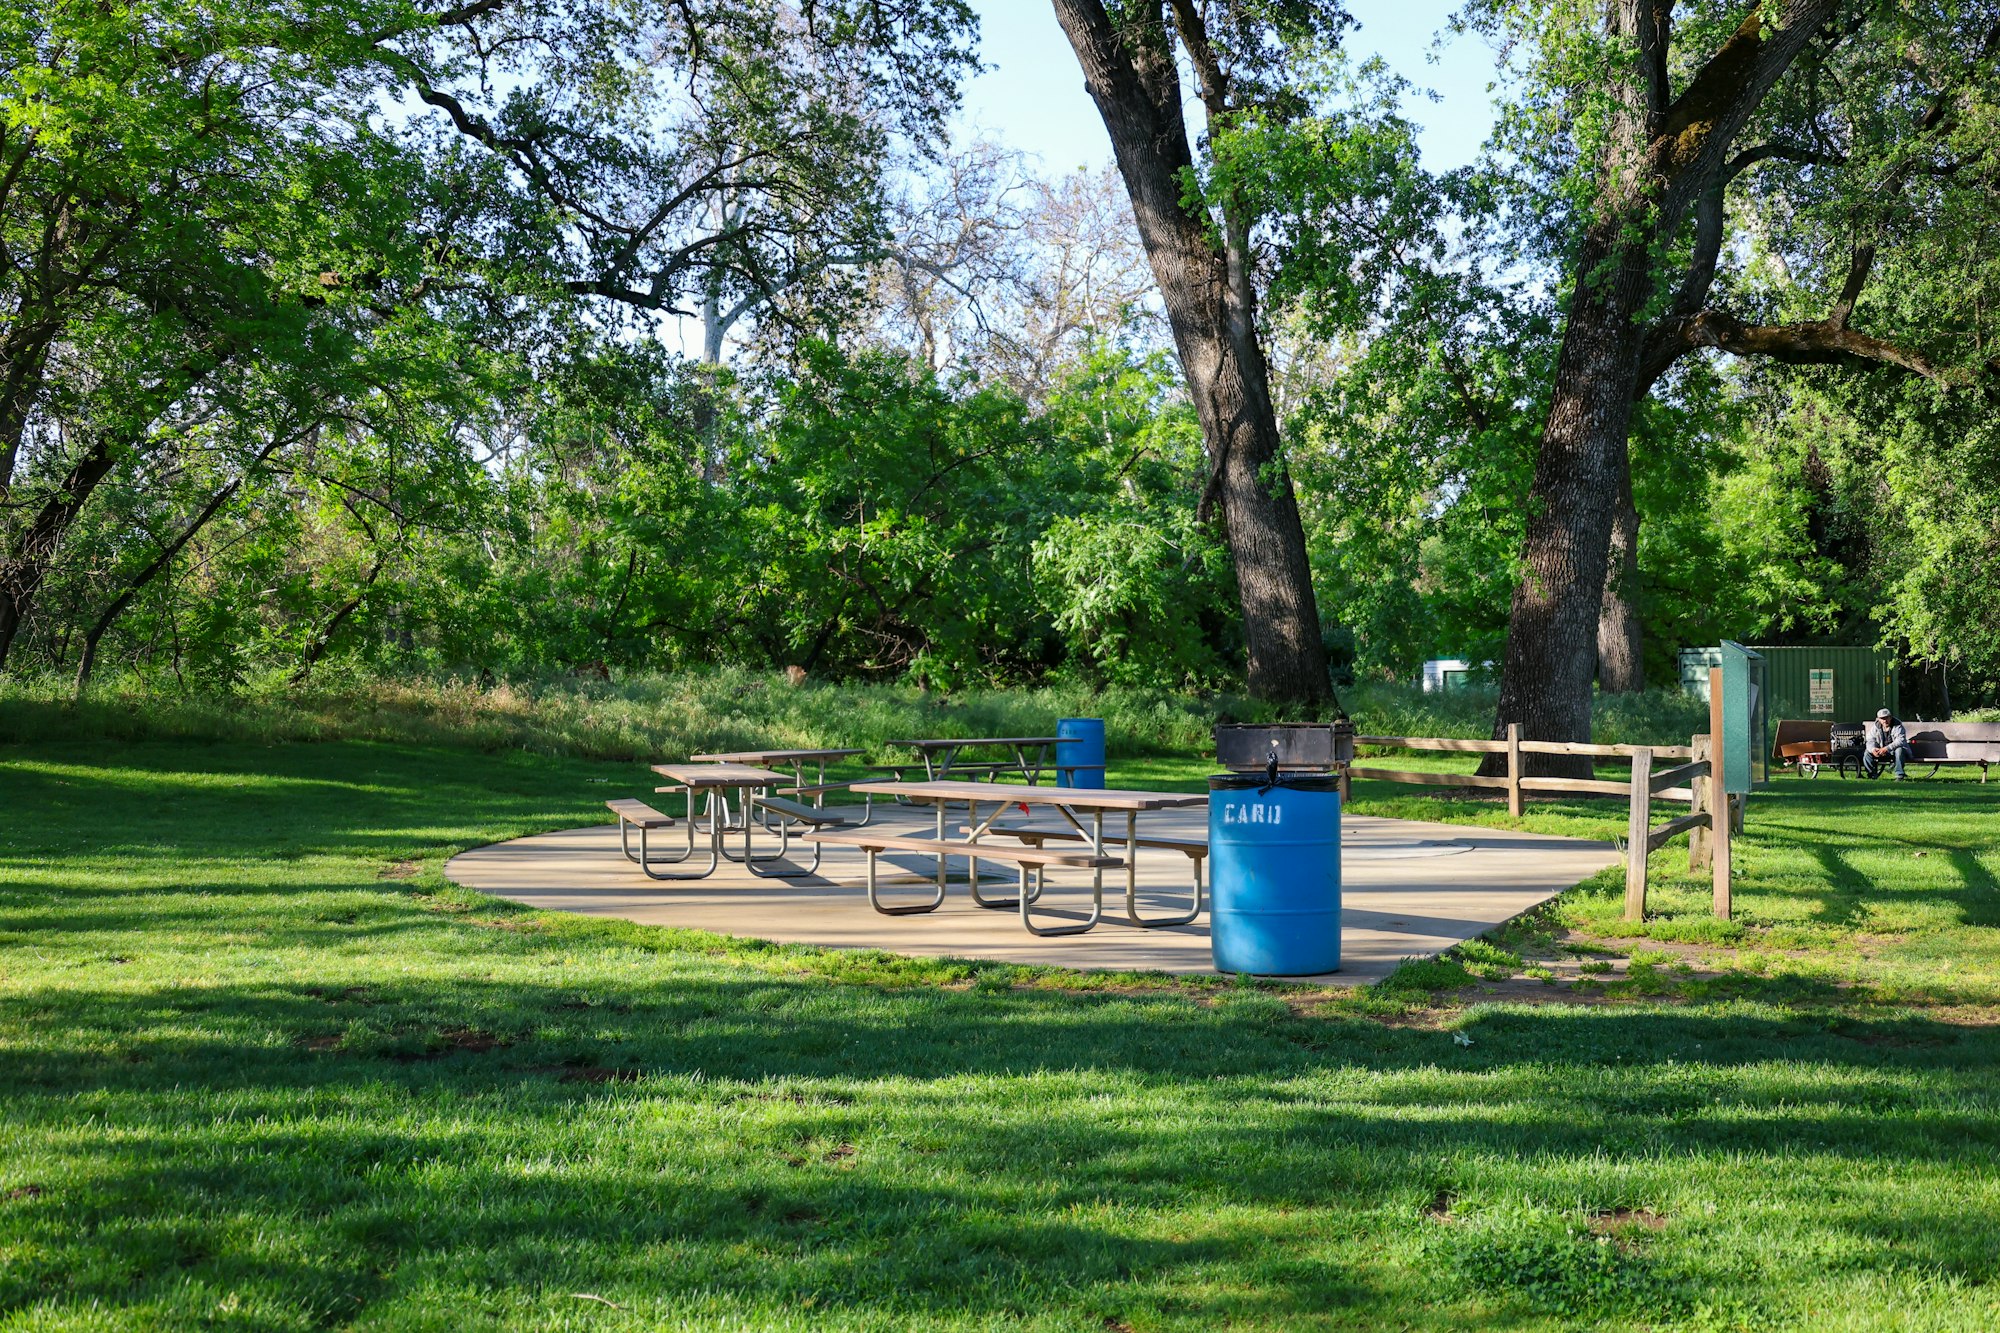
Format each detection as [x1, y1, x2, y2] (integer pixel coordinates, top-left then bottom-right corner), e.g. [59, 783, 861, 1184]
[1681, 644, 1900, 726]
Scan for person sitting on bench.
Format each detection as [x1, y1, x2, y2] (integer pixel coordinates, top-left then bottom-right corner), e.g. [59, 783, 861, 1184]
[1863, 708, 1913, 780]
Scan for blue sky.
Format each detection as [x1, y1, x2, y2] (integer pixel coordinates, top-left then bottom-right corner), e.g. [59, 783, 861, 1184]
[957, 1, 1499, 173]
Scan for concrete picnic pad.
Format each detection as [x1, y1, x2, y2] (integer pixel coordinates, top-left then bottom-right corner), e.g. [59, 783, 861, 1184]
[444, 806, 1619, 984]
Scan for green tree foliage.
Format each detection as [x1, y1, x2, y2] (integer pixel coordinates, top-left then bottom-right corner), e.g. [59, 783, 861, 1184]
[1032, 346, 1237, 689]
[0, 0, 978, 680]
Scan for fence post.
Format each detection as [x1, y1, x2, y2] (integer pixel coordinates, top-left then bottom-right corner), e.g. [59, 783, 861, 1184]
[1506, 722, 1523, 818]
[1688, 734, 1710, 870]
[1624, 747, 1652, 922]
[1709, 668, 1732, 920]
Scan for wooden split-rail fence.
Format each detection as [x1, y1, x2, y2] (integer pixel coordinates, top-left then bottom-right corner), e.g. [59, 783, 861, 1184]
[1335, 669, 1740, 923]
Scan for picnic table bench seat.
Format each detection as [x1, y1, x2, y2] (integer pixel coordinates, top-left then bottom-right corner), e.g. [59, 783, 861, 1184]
[799, 828, 1123, 916]
[606, 797, 675, 829]
[962, 823, 1205, 857]
[798, 829, 1122, 867]
[607, 797, 691, 876]
[751, 794, 848, 827]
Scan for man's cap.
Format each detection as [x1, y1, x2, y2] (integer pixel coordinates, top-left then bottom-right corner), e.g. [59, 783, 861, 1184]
[1877, 708, 1892, 718]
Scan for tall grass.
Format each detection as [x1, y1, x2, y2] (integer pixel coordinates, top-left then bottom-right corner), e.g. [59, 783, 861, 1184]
[0, 668, 1710, 758]
[0, 668, 1273, 760]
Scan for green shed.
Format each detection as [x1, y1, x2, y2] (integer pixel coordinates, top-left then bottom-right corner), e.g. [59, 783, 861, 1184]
[1678, 644, 1900, 723]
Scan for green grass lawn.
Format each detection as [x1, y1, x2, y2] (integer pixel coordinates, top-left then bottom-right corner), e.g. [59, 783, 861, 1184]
[3, 736, 1998, 1330]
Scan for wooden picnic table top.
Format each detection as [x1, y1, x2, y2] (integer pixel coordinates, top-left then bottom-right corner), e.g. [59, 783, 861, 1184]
[650, 763, 794, 787]
[884, 736, 1076, 751]
[847, 779, 1204, 811]
[690, 748, 863, 764]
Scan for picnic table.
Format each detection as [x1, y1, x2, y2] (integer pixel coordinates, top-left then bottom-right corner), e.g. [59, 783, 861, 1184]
[690, 746, 872, 824]
[835, 779, 1206, 937]
[877, 736, 1097, 787]
[643, 763, 813, 880]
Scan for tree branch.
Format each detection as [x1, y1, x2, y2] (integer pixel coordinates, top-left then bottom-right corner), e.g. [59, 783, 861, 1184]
[1825, 241, 1873, 330]
[1679, 308, 1950, 379]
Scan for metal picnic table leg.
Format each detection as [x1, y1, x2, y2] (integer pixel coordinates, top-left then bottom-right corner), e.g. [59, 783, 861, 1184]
[807, 755, 872, 826]
[742, 802, 823, 878]
[633, 788, 722, 881]
[868, 845, 944, 915]
[934, 798, 949, 900]
[837, 753, 878, 827]
[961, 798, 1037, 909]
[1121, 808, 1204, 928]
[627, 791, 701, 867]
[620, 818, 705, 869]
[721, 786, 806, 866]
[694, 788, 738, 835]
[1012, 742, 1040, 786]
[1020, 805, 1104, 937]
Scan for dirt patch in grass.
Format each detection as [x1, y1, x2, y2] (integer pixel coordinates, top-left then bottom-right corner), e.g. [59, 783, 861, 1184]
[780, 1141, 858, 1168]
[435, 1027, 503, 1054]
[552, 998, 632, 1014]
[1589, 1207, 1669, 1251]
[1422, 1189, 1457, 1222]
[303, 986, 375, 1005]
[1589, 1207, 1668, 1233]
[377, 859, 421, 880]
[374, 1027, 508, 1060]
[4, 1184, 47, 1203]
[297, 1034, 343, 1051]
[1358, 1006, 1456, 1030]
[557, 1066, 642, 1085]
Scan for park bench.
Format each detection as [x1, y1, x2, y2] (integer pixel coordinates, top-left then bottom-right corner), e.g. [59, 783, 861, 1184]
[1907, 722, 2000, 780]
[1771, 718, 2000, 780]
[799, 828, 1121, 916]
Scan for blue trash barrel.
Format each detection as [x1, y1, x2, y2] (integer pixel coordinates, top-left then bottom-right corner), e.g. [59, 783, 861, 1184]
[1207, 773, 1342, 975]
[1056, 717, 1106, 789]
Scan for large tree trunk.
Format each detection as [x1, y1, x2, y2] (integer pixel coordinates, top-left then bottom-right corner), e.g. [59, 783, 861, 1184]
[1491, 229, 1649, 776]
[1597, 465, 1644, 692]
[1489, 0, 1835, 770]
[1051, 0, 1330, 704]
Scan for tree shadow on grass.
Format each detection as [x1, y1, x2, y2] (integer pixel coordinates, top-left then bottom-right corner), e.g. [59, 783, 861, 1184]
[1798, 845, 1878, 927]
[4, 972, 1997, 1328]
[1946, 848, 2000, 928]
